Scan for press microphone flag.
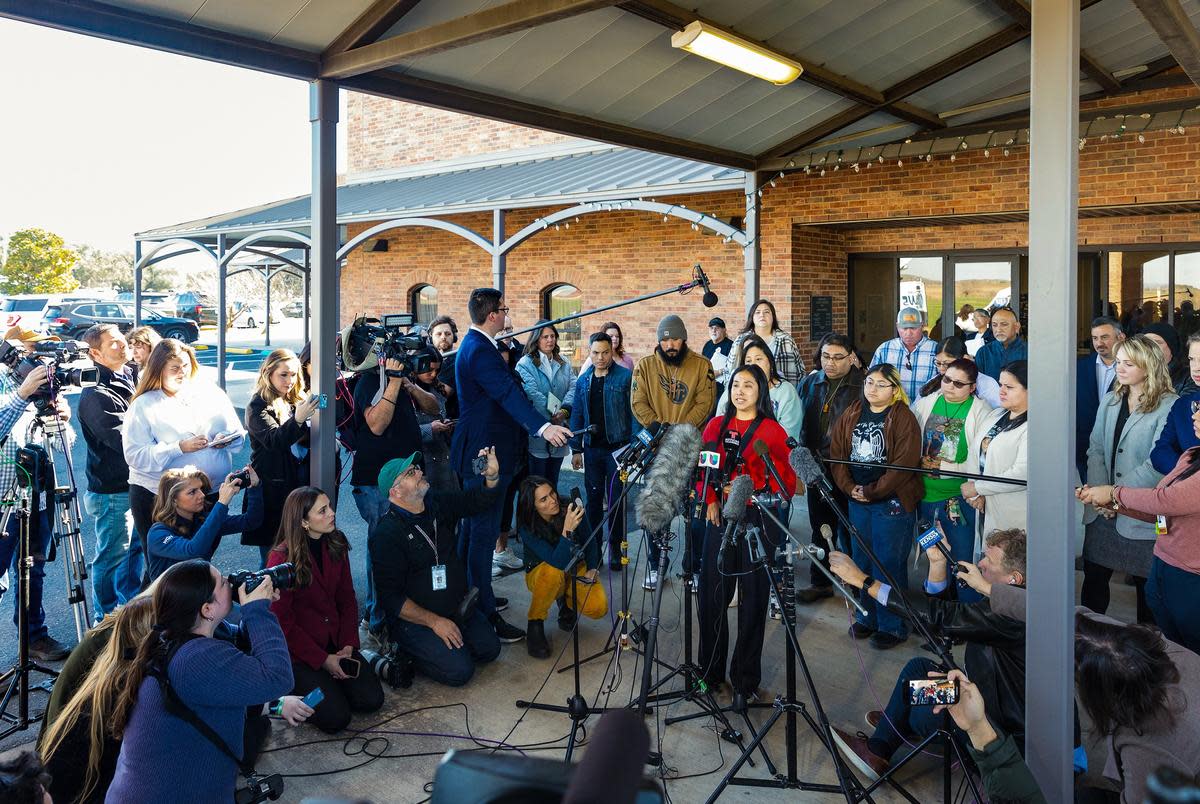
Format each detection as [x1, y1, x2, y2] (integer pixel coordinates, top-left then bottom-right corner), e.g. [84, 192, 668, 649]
[635, 423, 702, 533]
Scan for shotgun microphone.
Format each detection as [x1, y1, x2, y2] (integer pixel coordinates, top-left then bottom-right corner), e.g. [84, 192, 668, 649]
[636, 424, 702, 533]
[717, 475, 754, 566]
[790, 445, 831, 490]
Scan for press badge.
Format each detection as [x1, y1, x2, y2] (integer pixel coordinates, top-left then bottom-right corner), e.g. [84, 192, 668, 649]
[1155, 515, 1168, 536]
[431, 564, 448, 590]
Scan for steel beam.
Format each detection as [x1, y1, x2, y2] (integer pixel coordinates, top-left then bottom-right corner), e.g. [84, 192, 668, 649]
[133, 241, 143, 327]
[323, 0, 423, 57]
[493, 208, 507, 294]
[310, 81, 340, 494]
[1131, 0, 1200, 88]
[1026, 2, 1078, 802]
[216, 234, 228, 389]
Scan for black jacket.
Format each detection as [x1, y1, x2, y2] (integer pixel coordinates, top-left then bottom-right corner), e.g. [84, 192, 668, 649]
[242, 394, 308, 547]
[797, 367, 864, 459]
[885, 588, 1026, 749]
[78, 364, 135, 494]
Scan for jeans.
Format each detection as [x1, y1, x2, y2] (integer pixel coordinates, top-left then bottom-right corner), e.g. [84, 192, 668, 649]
[806, 477, 849, 588]
[128, 483, 156, 588]
[1145, 556, 1200, 654]
[352, 484, 390, 632]
[82, 489, 141, 617]
[582, 447, 624, 560]
[0, 507, 53, 641]
[527, 455, 563, 491]
[392, 608, 501, 686]
[848, 498, 915, 638]
[918, 498, 980, 603]
[290, 650, 385, 733]
[871, 656, 963, 757]
[458, 472, 512, 617]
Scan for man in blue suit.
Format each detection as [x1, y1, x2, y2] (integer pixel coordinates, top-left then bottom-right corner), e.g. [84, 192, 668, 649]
[452, 288, 573, 643]
[1076, 316, 1123, 482]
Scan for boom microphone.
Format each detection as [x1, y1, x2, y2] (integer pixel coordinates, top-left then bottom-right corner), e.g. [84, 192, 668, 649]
[635, 424, 703, 533]
[717, 474, 755, 566]
[753, 440, 790, 497]
[789, 445, 830, 489]
[694, 264, 719, 308]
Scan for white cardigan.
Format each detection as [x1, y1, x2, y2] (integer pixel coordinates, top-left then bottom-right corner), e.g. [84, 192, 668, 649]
[970, 407, 1028, 553]
[910, 391, 994, 490]
[122, 381, 246, 493]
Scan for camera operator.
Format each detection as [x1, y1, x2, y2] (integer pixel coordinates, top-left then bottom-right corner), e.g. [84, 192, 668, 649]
[826, 527, 1028, 781]
[268, 487, 383, 733]
[370, 447, 504, 686]
[79, 323, 142, 618]
[145, 466, 262, 581]
[106, 559, 295, 804]
[0, 326, 78, 661]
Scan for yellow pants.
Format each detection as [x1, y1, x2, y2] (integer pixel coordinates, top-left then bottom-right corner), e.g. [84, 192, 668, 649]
[526, 563, 609, 621]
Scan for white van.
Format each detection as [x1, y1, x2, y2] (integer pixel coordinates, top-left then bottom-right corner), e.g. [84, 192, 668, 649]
[1, 294, 103, 333]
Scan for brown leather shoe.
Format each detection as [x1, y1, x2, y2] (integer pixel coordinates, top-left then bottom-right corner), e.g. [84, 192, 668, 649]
[831, 726, 888, 781]
[865, 710, 884, 730]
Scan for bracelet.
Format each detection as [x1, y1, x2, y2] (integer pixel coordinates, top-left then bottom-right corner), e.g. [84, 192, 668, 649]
[484, 474, 499, 483]
[380, 396, 396, 406]
[1110, 486, 1121, 510]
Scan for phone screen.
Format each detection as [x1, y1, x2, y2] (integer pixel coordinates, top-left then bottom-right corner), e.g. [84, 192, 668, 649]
[339, 657, 360, 678]
[908, 678, 958, 706]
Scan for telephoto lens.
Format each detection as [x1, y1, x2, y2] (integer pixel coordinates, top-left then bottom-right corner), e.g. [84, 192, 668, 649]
[227, 563, 296, 594]
[361, 648, 414, 689]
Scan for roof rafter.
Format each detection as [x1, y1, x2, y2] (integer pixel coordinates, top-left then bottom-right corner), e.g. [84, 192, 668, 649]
[323, 0, 424, 57]
[987, 0, 1120, 91]
[1130, 0, 1200, 88]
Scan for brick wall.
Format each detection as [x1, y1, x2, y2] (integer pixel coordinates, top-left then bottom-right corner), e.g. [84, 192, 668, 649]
[346, 92, 581, 175]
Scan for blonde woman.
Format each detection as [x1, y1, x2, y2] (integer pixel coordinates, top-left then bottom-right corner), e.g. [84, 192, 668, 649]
[1077, 334, 1177, 623]
[39, 596, 156, 804]
[245, 349, 319, 565]
[145, 465, 260, 580]
[122, 339, 246, 573]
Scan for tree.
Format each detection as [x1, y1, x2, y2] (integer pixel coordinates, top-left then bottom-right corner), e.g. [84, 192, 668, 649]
[0, 229, 79, 294]
[73, 244, 132, 290]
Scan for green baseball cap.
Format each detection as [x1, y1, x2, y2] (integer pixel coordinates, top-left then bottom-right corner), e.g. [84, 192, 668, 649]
[378, 452, 423, 495]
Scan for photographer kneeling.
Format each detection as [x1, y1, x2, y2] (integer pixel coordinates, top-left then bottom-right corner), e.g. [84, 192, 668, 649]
[106, 559, 295, 804]
[371, 447, 503, 687]
[146, 466, 263, 581]
[826, 528, 1028, 781]
[268, 487, 384, 733]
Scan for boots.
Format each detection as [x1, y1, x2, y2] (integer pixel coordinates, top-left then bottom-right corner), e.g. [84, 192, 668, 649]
[527, 619, 551, 659]
[557, 596, 578, 631]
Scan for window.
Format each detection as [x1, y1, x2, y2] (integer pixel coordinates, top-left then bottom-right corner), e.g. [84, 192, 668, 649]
[542, 284, 582, 365]
[411, 285, 437, 325]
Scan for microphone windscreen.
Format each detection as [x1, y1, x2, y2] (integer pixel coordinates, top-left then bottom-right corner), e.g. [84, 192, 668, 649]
[702, 291, 719, 308]
[789, 446, 824, 486]
[636, 424, 703, 532]
[721, 474, 755, 522]
[563, 709, 649, 804]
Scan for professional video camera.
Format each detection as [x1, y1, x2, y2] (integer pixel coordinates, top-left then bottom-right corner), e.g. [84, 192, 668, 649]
[227, 562, 295, 595]
[0, 339, 98, 413]
[361, 647, 415, 689]
[339, 313, 431, 377]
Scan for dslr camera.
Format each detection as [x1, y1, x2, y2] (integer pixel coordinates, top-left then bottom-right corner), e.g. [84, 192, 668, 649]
[361, 647, 415, 689]
[340, 313, 430, 378]
[229, 467, 253, 487]
[234, 772, 284, 804]
[227, 562, 295, 595]
[0, 339, 98, 413]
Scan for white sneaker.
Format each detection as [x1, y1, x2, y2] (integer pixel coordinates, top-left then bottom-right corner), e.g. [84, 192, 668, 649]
[491, 562, 504, 578]
[728, 587, 739, 608]
[643, 570, 659, 590]
[492, 547, 523, 570]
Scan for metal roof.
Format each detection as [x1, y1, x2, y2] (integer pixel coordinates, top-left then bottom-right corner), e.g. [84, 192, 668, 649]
[135, 145, 744, 241]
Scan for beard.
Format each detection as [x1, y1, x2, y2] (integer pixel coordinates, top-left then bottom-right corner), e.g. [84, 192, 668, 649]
[656, 343, 689, 366]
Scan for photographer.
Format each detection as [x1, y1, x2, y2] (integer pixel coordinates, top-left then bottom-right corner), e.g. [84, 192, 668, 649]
[0, 326, 78, 661]
[827, 528, 1027, 781]
[106, 559, 295, 804]
[268, 487, 383, 733]
[79, 323, 141, 617]
[412, 347, 459, 493]
[370, 448, 504, 686]
[145, 466, 263, 581]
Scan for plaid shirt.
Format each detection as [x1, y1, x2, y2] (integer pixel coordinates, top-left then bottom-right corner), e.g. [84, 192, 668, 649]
[870, 336, 938, 403]
[0, 367, 77, 502]
[731, 330, 806, 385]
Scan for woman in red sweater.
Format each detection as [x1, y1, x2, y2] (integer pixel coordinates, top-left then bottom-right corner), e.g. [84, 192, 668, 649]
[697, 364, 797, 707]
[268, 487, 384, 733]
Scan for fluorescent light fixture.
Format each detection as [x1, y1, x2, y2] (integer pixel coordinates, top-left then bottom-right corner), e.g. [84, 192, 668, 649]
[671, 21, 803, 85]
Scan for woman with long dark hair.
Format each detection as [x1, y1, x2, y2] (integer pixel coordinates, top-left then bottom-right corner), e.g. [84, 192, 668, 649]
[244, 349, 319, 566]
[514, 477, 608, 659]
[579, 321, 634, 372]
[516, 320, 576, 489]
[268, 487, 383, 732]
[729, 299, 804, 384]
[105, 559, 294, 804]
[697, 364, 797, 705]
[829, 364, 922, 649]
[715, 334, 802, 441]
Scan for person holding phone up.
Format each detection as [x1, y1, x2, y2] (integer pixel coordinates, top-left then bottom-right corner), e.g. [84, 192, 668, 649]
[268, 487, 383, 733]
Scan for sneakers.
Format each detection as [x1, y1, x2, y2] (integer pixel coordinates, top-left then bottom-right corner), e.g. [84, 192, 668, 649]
[489, 612, 525, 643]
[492, 547, 523, 575]
[527, 620, 551, 659]
[29, 636, 71, 661]
[643, 570, 659, 591]
[831, 727, 889, 781]
[494, 597, 509, 613]
[359, 618, 387, 653]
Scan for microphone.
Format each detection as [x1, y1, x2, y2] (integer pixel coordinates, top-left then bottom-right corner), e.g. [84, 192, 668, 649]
[694, 264, 719, 308]
[717, 475, 754, 566]
[789, 445, 830, 490]
[563, 709, 649, 804]
[694, 441, 721, 518]
[753, 440, 790, 498]
[916, 520, 968, 588]
[635, 424, 702, 533]
[820, 523, 836, 554]
[616, 421, 663, 468]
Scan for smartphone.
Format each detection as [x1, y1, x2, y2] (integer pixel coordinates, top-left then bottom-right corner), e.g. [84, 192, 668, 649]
[908, 678, 959, 707]
[302, 687, 325, 708]
[338, 657, 361, 678]
[207, 432, 240, 449]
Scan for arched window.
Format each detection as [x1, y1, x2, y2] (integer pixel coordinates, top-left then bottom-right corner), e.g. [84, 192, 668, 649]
[411, 284, 437, 325]
[542, 283, 582, 365]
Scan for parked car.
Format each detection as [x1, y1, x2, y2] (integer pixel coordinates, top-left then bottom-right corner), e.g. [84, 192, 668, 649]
[115, 291, 175, 315]
[176, 290, 218, 327]
[230, 303, 278, 328]
[281, 300, 304, 318]
[3, 294, 104, 332]
[43, 301, 199, 343]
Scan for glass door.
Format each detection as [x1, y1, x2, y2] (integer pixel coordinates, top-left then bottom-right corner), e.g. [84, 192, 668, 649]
[947, 256, 1015, 344]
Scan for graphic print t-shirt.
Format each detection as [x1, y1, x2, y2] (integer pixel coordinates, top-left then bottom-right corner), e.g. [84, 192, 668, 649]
[849, 407, 889, 486]
[921, 395, 974, 502]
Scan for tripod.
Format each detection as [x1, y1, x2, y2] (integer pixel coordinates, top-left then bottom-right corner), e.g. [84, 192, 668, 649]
[0, 491, 60, 740]
[33, 413, 91, 639]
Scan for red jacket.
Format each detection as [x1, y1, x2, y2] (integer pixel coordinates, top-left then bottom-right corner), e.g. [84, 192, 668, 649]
[268, 540, 360, 670]
[700, 415, 797, 504]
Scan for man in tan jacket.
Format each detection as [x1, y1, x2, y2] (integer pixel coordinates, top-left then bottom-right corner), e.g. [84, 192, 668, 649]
[631, 314, 715, 589]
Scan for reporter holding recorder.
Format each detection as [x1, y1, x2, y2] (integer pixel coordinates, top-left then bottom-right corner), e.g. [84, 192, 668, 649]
[268, 486, 383, 734]
[145, 465, 263, 581]
[106, 559, 294, 804]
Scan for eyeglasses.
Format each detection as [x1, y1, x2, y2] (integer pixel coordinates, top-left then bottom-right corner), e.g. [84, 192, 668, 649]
[941, 376, 975, 389]
[496, 306, 510, 315]
[934, 359, 954, 372]
[821, 352, 850, 362]
[864, 379, 894, 389]
[904, 357, 913, 371]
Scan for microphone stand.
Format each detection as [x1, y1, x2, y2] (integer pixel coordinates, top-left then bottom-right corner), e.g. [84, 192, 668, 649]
[820, 458, 1027, 486]
[754, 500, 865, 617]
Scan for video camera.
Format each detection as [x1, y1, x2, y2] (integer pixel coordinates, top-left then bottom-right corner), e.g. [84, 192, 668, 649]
[0, 339, 98, 413]
[340, 313, 432, 378]
[227, 562, 295, 595]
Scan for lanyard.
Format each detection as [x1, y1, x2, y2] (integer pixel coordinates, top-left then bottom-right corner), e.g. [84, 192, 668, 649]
[412, 520, 439, 565]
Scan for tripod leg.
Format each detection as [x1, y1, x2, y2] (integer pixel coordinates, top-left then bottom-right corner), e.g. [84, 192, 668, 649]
[704, 708, 783, 804]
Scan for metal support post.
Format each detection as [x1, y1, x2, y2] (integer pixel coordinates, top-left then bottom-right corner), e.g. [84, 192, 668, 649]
[743, 171, 760, 313]
[133, 241, 143, 326]
[492, 208, 506, 293]
[302, 248, 311, 335]
[1027, 1, 1079, 801]
[216, 233, 228, 390]
[309, 80, 339, 493]
[264, 267, 273, 347]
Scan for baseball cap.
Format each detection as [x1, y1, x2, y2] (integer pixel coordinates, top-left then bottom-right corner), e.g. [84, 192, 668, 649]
[896, 307, 923, 329]
[377, 452, 423, 495]
[708, 317, 726, 328]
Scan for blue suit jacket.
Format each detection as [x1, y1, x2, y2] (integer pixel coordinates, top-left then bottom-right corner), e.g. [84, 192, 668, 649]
[450, 328, 548, 476]
[1076, 353, 1107, 482]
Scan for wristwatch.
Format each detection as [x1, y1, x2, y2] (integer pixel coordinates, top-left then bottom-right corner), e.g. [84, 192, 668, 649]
[860, 574, 875, 592]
